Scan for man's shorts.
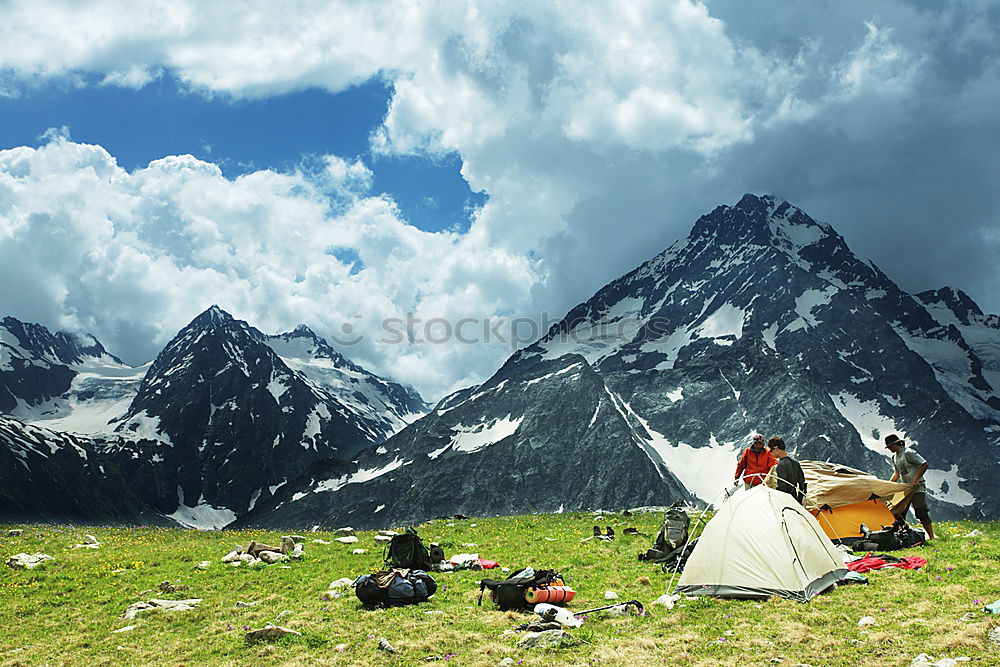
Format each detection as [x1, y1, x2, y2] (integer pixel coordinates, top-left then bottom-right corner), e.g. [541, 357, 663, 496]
[909, 491, 931, 522]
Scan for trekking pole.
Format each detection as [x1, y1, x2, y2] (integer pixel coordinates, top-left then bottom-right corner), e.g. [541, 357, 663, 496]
[573, 600, 645, 617]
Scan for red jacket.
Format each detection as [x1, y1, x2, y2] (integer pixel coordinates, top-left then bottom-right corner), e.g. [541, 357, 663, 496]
[735, 446, 778, 486]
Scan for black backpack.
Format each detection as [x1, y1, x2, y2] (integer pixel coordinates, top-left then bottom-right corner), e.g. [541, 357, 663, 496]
[855, 520, 925, 552]
[478, 568, 562, 611]
[355, 569, 437, 608]
[385, 527, 432, 570]
[639, 504, 691, 568]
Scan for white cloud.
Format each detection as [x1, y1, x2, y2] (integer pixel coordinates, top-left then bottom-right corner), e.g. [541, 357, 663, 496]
[0, 134, 539, 400]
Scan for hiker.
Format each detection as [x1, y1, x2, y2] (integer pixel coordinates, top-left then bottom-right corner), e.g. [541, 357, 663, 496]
[884, 434, 934, 540]
[768, 436, 806, 504]
[884, 434, 935, 539]
[734, 433, 778, 489]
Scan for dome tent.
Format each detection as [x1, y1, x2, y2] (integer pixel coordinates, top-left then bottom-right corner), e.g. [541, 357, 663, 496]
[676, 485, 847, 602]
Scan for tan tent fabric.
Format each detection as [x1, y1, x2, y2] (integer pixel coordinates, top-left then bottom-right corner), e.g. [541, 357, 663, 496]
[765, 460, 913, 512]
[676, 485, 847, 602]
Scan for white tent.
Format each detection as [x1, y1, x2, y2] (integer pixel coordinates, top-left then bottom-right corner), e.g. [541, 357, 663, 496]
[676, 485, 847, 602]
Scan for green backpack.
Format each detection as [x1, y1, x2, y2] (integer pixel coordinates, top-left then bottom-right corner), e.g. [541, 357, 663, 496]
[385, 527, 432, 570]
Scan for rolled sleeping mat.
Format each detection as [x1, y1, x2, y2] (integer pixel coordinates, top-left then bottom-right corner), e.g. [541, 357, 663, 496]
[524, 586, 576, 605]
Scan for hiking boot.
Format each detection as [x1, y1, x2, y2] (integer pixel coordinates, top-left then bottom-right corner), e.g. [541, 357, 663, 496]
[605, 527, 615, 538]
[593, 526, 602, 537]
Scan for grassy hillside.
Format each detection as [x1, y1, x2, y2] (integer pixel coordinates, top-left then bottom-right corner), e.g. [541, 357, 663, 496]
[1, 513, 998, 666]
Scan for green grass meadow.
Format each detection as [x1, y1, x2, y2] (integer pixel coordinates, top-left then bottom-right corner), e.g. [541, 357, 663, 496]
[2, 514, 998, 666]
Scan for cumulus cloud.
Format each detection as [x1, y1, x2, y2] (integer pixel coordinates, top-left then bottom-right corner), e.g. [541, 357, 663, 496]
[0, 135, 538, 399]
[1, 0, 999, 398]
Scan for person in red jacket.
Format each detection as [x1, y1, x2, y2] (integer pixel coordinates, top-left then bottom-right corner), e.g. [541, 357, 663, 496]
[734, 433, 778, 489]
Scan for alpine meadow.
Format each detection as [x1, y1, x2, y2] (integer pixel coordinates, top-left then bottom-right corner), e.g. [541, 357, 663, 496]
[3, 2, 1000, 666]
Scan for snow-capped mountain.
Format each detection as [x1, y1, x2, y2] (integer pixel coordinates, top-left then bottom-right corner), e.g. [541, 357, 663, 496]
[0, 316, 143, 433]
[0, 307, 426, 526]
[243, 194, 1000, 528]
[235, 353, 695, 529]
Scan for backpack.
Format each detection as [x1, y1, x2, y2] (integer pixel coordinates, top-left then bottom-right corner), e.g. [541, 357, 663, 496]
[477, 568, 567, 611]
[385, 527, 432, 570]
[854, 520, 925, 552]
[354, 569, 437, 608]
[639, 504, 691, 568]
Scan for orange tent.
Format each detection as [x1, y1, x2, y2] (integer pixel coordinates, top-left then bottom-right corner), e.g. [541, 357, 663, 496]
[766, 460, 914, 543]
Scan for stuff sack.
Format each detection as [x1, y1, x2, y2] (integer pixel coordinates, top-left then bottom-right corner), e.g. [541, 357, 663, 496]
[478, 567, 571, 611]
[385, 527, 432, 570]
[355, 569, 437, 608]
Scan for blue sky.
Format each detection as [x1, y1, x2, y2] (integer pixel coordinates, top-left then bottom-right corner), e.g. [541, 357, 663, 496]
[0, 75, 484, 233]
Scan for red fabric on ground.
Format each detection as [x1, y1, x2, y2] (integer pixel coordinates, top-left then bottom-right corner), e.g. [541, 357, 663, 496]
[477, 558, 499, 569]
[846, 554, 927, 573]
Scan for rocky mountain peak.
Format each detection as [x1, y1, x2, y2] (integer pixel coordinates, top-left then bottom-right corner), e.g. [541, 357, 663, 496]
[1, 316, 121, 366]
[916, 287, 986, 326]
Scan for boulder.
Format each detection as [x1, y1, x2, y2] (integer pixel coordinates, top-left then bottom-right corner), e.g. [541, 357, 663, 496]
[312, 539, 331, 545]
[378, 530, 398, 537]
[246, 540, 282, 557]
[280, 536, 296, 554]
[377, 638, 396, 653]
[352, 549, 366, 555]
[373, 535, 392, 543]
[258, 551, 287, 564]
[83, 534, 99, 545]
[604, 591, 619, 600]
[6, 553, 54, 569]
[335, 536, 358, 544]
[122, 598, 202, 620]
[333, 527, 355, 536]
[329, 577, 355, 588]
[195, 561, 211, 570]
[244, 623, 301, 644]
[7, 529, 23, 537]
[221, 549, 242, 563]
[516, 629, 573, 649]
[289, 543, 304, 560]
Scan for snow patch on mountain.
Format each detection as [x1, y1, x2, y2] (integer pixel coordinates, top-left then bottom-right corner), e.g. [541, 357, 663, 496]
[924, 464, 976, 507]
[693, 303, 745, 341]
[793, 286, 838, 328]
[115, 410, 173, 445]
[829, 392, 905, 453]
[447, 415, 523, 454]
[627, 406, 741, 505]
[168, 488, 237, 530]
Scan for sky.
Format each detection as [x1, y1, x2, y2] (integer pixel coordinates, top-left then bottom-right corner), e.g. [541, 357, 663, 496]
[0, 1, 998, 402]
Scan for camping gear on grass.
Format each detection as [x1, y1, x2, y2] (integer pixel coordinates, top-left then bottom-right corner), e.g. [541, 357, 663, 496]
[478, 568, 573, 611]
[524, 585, 575, 604]
[354, 568, 437, 608]
[852, 520, 925, 552]
[384, 527, 433, 570]
[639, 503, 697, 570]
[533, 603, 582, 628]
[676, 485, 847, 602]
[766, 461, 914, 545]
